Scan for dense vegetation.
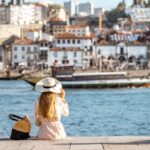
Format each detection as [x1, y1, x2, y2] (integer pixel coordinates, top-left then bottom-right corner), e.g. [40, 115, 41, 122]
[106, 2, 128, 25]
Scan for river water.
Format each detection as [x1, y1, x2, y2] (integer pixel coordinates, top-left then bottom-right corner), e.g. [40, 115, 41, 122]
[0, 80, 150, 137]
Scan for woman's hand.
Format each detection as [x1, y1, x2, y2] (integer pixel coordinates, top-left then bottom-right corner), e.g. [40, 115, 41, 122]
[60, 88, 65, 102]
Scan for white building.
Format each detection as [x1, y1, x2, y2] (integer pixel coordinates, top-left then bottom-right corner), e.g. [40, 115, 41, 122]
[52, 25, 91, 36]
[38, 40, 51, 67]
[96, 41, 148, 69]
[126, 7, 150, 23]
[12, 38, 39, 66]
[48, 47, 82, 67]
[48, 5, 69, 22]
[94, 8, 102, 17]
[54, 32, 96, 68]
[78, 1, 94, 16]
[66, 25, 91, 36]
[10, 5, 34, 25]
[9, 4, 46, 25]
[64, 0, 78, 16]
[109, 31, 143, 42]
[25, 30, 54, 42]
[32, 3, 47, 23]
[0, 6, 10, 24]
[55, 32, 96, 50]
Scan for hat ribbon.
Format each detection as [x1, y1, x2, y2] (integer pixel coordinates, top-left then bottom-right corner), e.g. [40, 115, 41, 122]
[43, 84, 56, 89]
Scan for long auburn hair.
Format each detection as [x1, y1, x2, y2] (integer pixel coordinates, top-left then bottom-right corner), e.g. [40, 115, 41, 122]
[38, 92, 57, 119]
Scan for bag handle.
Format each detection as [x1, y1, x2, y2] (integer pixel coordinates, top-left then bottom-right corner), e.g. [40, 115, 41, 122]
[9, 114, 23, 121]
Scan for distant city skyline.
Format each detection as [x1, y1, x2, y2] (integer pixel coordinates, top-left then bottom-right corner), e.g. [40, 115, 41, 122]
[52, 0, 133, 10]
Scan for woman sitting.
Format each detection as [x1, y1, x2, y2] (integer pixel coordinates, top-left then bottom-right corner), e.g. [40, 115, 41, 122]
[34, 77, 69, 140]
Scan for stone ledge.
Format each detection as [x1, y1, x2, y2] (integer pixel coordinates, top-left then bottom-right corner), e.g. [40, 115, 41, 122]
[0, 136, 150, 150]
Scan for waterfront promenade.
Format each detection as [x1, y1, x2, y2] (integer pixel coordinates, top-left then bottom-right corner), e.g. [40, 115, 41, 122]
[1, 136, 150, 150]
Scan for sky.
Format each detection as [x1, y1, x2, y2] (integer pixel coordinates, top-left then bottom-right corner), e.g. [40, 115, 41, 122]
[53, 0, 133, 10]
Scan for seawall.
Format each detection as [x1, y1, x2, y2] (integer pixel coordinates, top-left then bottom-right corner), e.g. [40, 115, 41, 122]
[0, 136, 150, 150]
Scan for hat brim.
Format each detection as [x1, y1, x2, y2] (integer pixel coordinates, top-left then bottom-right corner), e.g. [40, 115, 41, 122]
[35, 78, 62, 93]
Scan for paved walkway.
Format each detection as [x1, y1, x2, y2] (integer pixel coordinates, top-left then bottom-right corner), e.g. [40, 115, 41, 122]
[0, 136, 150, 150]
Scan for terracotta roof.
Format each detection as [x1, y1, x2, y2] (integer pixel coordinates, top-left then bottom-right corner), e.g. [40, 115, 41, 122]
[131, 41, 142, 45]
[50, 47, 81, 51]
[56, 32, 95, 39]
[13, 38, 34, 45]
[97, 40, 109, 45]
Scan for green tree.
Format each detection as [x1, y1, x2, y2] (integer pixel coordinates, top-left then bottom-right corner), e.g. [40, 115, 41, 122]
[106, 1, 128, 25]
[106, 10, 127, 24]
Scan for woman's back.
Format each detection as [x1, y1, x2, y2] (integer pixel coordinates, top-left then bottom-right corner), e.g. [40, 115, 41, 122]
[34, 77, 69, 140]
[34, 93, 69, 140]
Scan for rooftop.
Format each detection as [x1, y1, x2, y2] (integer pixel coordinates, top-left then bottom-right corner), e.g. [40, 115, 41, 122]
[56, 33, 95, 39]
[13, 38, 34, 45]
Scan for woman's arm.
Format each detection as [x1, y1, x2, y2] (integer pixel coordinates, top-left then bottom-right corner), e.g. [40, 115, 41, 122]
[61, 101, 69, 117]
[59, 89, 69, 117]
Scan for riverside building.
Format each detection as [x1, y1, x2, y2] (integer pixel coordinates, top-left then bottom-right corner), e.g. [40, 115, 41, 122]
[96, 40, 148, 70]
[48, 47, 82, 67]
[12, 38, 39, 66]
[53, 32, 96, 68]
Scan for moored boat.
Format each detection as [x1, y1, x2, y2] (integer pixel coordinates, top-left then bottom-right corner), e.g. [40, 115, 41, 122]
[23, 67, 150, 88]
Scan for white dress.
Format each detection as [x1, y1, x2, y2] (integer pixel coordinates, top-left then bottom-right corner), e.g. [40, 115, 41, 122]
[34, 96, 69, 140]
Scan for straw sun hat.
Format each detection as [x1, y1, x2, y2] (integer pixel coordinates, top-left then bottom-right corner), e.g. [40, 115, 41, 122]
[35, 77, 62, 93]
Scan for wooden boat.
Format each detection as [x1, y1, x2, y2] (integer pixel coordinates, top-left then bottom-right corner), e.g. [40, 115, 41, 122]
[23, 66, 150, 88]
[0, 73, 22, 80]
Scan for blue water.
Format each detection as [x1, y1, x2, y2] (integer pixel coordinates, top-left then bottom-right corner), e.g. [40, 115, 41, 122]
[0, 80, 150, 137]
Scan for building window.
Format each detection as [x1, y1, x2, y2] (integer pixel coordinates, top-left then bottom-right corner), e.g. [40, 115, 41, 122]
[98, 49, 101, 55]
[14, 47, 17, 51]
[27, 56, 30, 61]
[63, 40, 65, 44]
[54, 52, 58, 58]
[74, 60, 77, 64]
[63, 51, 67, 59]
[73, 40, 75, 44]
[34, 55, 37, 60]
[14, 55, 17, 59]
[120, 47, 124, 55]
[57, 40, 60, 44]
[68, 40, 70, 44]
[77, 40, 80, 44]
[54, 60, 58, 64]
[27, 47, 30, 52]
[39, 50, 47, 61]
[22, 47, 25, 51]
[45, 43, 48, 47]
[34, 47, 37, 53]
[74, 51, 77, 57]
[22, 55, 25, 59]
[62, 60, 69, 64]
